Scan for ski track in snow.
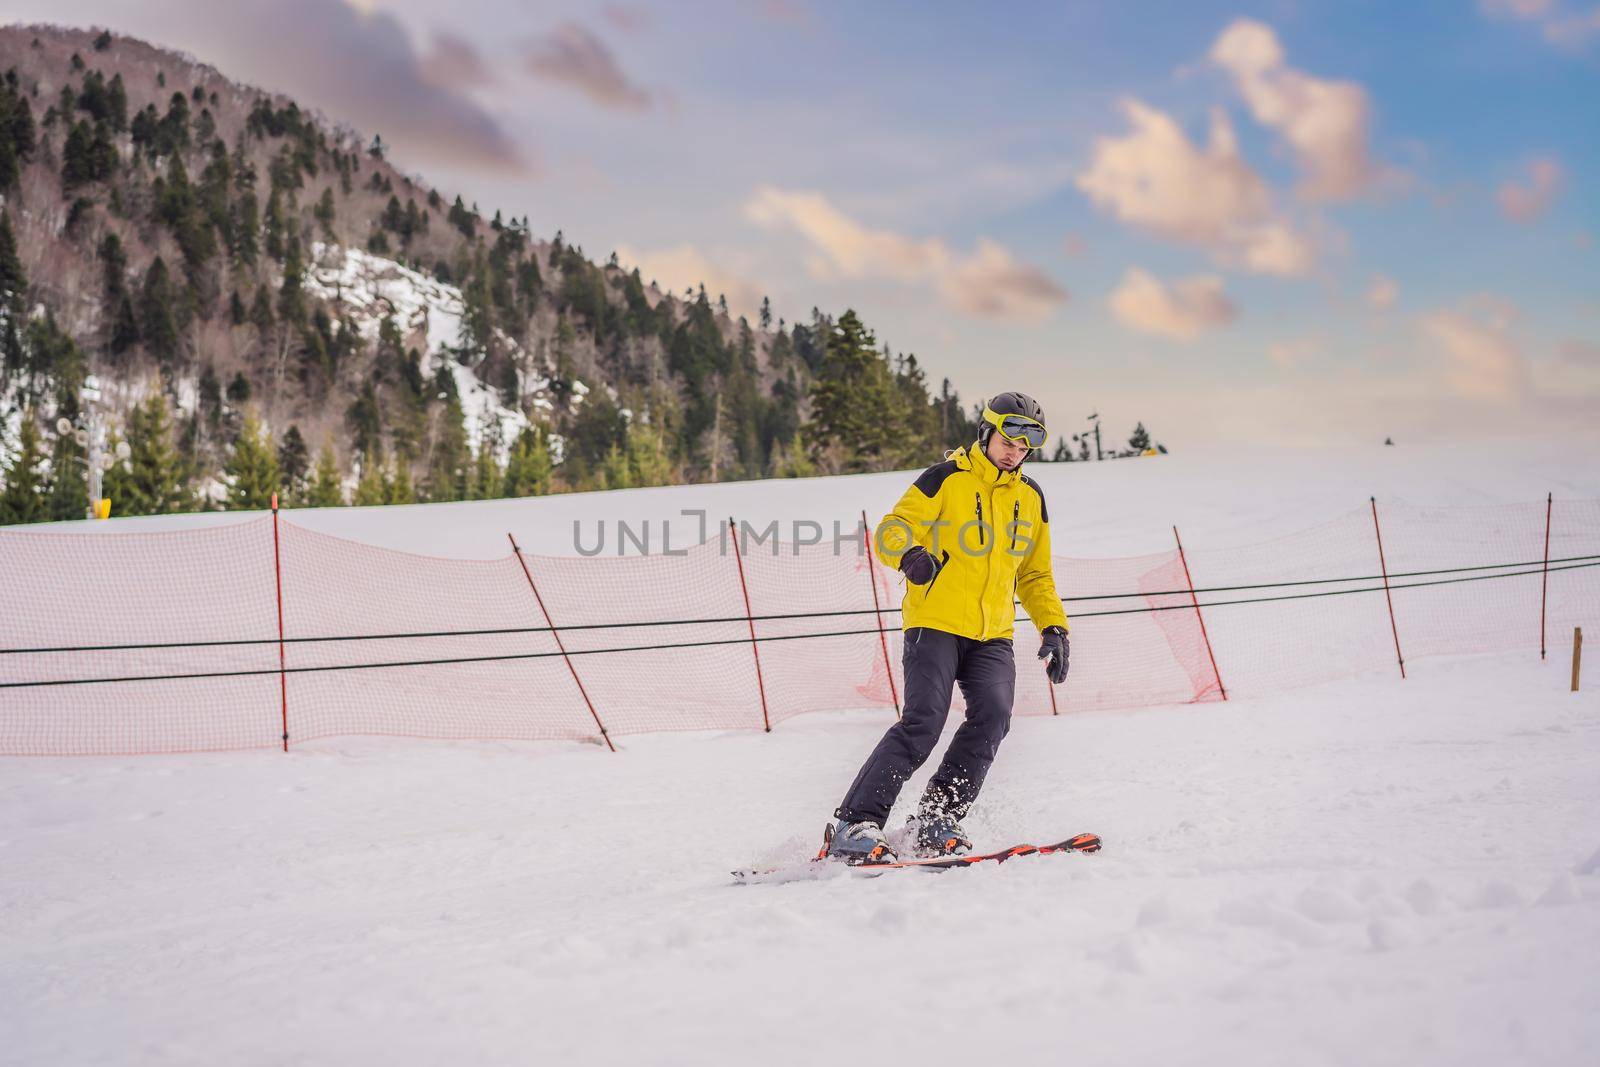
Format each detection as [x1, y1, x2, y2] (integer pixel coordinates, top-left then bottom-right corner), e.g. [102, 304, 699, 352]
[2, 653, 1598, 1066]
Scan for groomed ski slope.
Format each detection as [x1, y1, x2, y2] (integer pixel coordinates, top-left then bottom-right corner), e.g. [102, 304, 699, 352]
[4, 442, 1599, 1066]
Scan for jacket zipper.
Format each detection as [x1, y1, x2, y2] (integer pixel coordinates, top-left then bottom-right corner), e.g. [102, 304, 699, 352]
[975, 492, 985, 545]
[1011, 500, 1020, 552]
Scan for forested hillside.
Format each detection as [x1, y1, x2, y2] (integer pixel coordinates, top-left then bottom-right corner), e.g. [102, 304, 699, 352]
[0, 24, 981, 522]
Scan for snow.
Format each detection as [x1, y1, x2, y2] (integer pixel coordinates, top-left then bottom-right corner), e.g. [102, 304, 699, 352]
[303, 243, 566, 460]
[2, 654, 1596, 1064]
[3, 442, 1600, 1065]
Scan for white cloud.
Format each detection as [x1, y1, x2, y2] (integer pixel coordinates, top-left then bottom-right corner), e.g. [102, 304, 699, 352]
[1497, 157, 1565, 222]
[1367, 273, 1399, 311]
[1231, 221, 1317, 276]
[614, 243, 763, 320]
[1076, 99, 1315, 276]
[939, 240, 1067, 322]
[1109, 268, 1237, 340]
[1211, 19, 1382, 201]
[1418, 297, 1529, 399]
[742, 187, 949, 281]
[1481, 0, 1600, 47]
[744, 187, 1065, 321]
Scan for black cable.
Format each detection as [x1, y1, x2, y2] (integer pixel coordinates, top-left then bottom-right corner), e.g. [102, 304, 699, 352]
[1069, 552, 1600, 601]
[1067, 558, 1600, 619]
[4, 552, 1596, 658]
[4, 557, 1597, 690]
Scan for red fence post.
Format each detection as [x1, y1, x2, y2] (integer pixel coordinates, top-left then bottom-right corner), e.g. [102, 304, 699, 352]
[1541, 492, 1552, 662]
[728, 517, 772, 733]
[270, 493, 289, 752]
[860, 510, 901, 720]
[507, 533, 615, 752]
[1173, 526, 1227, 701]
[1370, 497, 1406, 680]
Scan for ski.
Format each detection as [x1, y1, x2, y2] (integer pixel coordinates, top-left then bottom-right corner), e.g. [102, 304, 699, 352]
[731, 830, 1100, 884]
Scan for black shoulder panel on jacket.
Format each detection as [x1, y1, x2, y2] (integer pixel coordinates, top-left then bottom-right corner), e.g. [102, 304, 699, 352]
[913, 460, 960, 498]
[1020, 474, 1049, 523]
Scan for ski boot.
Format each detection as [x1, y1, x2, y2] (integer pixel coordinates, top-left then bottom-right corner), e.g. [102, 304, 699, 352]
[820, 819, 896, 865]
[908, 811, 973, 857]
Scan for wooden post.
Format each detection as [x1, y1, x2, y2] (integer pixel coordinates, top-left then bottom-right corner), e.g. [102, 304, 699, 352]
[1575, 628, 1584, 693]
[271, 493, 289, 752]
[860, 510, 901, 720]
[728, 517, 772, 732]
[507, 533, 615, 752]
[1173, 526, 1227, 701]
[1370, 497, 1406, 680]
[1540, 493, 1552, 661]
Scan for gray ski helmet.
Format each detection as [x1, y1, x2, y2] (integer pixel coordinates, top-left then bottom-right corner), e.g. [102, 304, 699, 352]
[979, 391, 1047, 447]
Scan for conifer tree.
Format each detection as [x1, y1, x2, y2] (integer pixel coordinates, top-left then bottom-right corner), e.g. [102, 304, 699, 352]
[0, 209, 26, 373]
[304, 441, 344, 507]
[278, 232, 305, 329]
[104, 395, 190, 515]
[424, 395, 470, 501]
[470, 441, 502, 500]
[353, 450, 386, 506]
[225, 409, 279, 509]
[386, 455, 415, 505]
[138, 257, 180, 365]
[61, 119, 95, 190]
[627, 420, 674, 488]
[804, 309, 898, 474]
[315, 187, 337, 239]
[502, 426, 552, 497]
[0, 412, 48, 524]
[600, 442, 632, 490]
[1128, 422, 1152, 453]
[277, 425, 309, 502]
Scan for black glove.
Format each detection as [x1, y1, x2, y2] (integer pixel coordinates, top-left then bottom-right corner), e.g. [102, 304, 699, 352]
[899, 545, 940, 585]
[1039, 626, 1069, 684]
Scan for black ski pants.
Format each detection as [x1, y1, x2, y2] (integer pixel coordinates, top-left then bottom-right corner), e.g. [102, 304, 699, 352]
[835, 627, 1015, 825]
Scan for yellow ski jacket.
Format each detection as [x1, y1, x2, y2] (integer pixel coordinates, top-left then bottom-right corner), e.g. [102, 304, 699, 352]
[874, 442, 1068, 641]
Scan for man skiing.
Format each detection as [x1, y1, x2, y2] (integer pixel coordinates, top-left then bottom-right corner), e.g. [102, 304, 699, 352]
[828, 391, 1071, 863]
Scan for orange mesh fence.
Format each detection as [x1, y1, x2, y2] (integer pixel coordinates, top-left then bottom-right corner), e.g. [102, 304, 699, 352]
[515, 533, 763, 737]
[736, 519, 901, 727]
[274, 523, 594, 746]
[1546, 499, 1600, 656]
[1183, 508, 1401, 694]
[0, 518, 283, 755]
[1, 498, 1596, 756]
[1055, 551, 1223, 712]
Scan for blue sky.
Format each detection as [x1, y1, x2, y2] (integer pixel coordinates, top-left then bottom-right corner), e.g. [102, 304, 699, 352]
[15, 0, 1599, 448]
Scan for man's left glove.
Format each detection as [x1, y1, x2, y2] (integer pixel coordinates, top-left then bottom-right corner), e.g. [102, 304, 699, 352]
[1038, 626, 1069, 684]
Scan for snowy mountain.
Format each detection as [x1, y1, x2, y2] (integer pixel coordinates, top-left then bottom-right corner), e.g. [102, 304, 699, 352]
[0, 23, 876, 515]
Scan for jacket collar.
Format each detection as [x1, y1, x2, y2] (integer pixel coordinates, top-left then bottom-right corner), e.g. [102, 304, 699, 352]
[952, 441, 1020, 486]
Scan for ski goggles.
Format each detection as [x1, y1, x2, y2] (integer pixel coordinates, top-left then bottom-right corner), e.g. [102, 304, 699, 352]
[982, 409, 1047, 449]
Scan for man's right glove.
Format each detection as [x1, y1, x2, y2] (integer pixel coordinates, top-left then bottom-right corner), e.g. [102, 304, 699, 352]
[1039, 626, 1070, 684]
[899, 545, 940, 585]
